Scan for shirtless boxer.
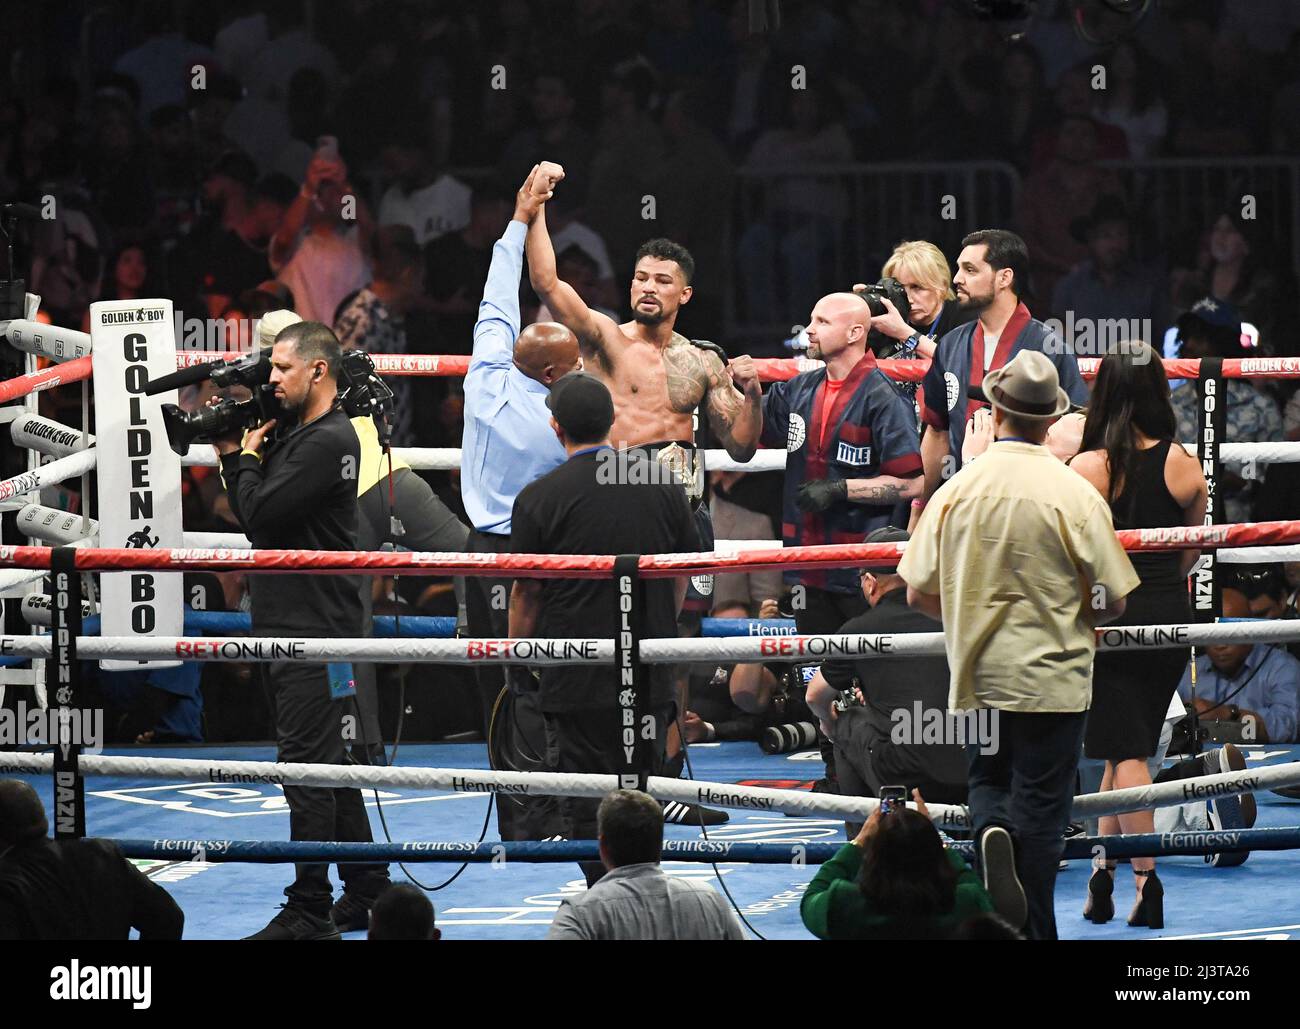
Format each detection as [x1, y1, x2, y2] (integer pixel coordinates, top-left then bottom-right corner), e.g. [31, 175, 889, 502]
[523, 161, 762, 500]
[524, 163, 758, 823]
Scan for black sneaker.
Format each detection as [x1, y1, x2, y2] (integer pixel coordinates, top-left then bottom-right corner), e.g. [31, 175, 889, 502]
[662, 801, 730, 825]
[1198, 744, 1256, 867]
[1060, 822, 1087, 870]
[329, 893, 374, 934]
[980, 827, 1027, 930]
[244, 904, 341, 941]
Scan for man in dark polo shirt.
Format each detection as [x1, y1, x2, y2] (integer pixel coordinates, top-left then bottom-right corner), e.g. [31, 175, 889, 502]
[806, 526, 968, 835]
[509, 372, 699, 885]
[216, 321, 389, 940]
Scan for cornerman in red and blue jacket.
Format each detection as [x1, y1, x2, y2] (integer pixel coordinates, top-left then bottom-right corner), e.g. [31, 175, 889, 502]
[916, 231, 1087, 519]
[762, 292, 924, 638]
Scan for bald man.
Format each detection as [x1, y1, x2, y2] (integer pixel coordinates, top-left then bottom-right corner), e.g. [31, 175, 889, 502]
[0, 780, 183, 939]
[462, 166, 583, 840]
[759, 293, 923, 785]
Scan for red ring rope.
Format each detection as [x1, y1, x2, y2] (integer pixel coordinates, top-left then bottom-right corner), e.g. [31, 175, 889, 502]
[1, 519, 1297, 578]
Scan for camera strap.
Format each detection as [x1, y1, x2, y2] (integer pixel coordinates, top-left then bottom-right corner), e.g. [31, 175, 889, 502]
[1207, 650, 1268, 710]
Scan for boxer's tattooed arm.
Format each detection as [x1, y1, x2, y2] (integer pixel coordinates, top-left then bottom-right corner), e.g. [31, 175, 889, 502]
[698, 349, 761, 462]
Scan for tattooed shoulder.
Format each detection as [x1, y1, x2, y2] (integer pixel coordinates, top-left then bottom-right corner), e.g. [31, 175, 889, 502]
[663, 335, 710, 413]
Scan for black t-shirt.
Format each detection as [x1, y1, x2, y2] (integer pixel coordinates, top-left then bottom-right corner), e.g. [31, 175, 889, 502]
[511, 448, 700, 712]
[220, 406, 363, 636]
[820, 588, 966, 785]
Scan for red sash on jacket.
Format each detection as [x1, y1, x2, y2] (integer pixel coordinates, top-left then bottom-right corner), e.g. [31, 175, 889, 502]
[966, 301, 1031, 422]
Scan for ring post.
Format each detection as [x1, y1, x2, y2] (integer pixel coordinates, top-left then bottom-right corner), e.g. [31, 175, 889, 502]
[49, 546, 85, 838]
[1194, 355, 1226, 621]
[613, 554, 650, 793]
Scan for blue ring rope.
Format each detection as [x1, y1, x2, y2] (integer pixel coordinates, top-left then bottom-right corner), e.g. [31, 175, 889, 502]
[111, 826, 1300, 864]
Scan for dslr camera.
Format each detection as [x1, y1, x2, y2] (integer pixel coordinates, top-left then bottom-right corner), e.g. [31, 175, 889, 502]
[854, 277, 913, 358]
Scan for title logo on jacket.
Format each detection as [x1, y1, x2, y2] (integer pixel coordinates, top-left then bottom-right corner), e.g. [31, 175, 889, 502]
[835, 441, 872, 466]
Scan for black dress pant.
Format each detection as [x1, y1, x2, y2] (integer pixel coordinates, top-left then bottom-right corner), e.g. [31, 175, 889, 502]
[354, 468, 470, 759]
[266, 661, 389, 913]
[465, 528, 557, 840]
[833, 706, 969, 837]
[543, 702, 675, 886]
[966, 709, 1086, 941]
[794, 586, 867, 781]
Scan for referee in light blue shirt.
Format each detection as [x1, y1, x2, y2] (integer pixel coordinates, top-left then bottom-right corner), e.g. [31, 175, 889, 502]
[464, 166, 581, 840]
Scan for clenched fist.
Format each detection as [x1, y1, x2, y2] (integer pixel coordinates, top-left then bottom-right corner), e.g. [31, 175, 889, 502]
[532, 161, 565, 197]
[728, 354, 761, 400]
[515, 164, 558, 223]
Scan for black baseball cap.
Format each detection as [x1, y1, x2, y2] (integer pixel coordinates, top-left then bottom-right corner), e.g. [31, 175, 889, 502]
[546, 371, 615, 441]
[1177, 295, 1242, 333]
[860, 525, 909, 574]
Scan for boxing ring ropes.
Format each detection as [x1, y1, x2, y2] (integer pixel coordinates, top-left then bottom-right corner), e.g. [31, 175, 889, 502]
[4, 319, 1300, 878]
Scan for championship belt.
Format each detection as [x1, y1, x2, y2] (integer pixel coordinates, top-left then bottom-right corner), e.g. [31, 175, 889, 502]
[654, 442, 704, 505]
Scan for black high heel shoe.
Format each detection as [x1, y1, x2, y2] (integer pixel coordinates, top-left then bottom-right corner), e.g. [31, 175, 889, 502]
[1083, 863, 1115, 924]
[1127, 868, 1164, 929]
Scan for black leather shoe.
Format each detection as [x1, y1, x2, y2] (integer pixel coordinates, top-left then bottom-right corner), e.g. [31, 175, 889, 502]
[244, 904, 341, 941]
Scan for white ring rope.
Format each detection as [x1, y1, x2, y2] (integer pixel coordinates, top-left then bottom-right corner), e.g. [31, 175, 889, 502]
[176, 441, 1300, 471]
[0, 750, 965, 825]
[1, 749, 1293, 824]
[1218, 545, 1300, 564]
[0, 635, 611, 665]
[0, 447, 97, 504]
[9, 414, 93, 459]
[1, 319, 93, 361]
[2, 619, 1296, 665]
[168, 531, 1300, 565]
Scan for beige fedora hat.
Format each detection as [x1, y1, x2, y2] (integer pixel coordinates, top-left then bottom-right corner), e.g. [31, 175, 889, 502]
[981, 350, 1070, 420]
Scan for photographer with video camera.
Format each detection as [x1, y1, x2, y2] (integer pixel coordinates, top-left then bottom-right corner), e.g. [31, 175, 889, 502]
[212, 320, 390, 941]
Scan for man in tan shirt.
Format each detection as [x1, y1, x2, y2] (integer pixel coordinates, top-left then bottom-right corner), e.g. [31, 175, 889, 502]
[898, 350, 1139, 940]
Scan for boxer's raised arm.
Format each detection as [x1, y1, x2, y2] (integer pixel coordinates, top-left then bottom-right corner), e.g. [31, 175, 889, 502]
[525, 203, 616, 361]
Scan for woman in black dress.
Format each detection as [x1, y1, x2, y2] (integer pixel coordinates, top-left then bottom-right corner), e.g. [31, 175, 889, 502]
[1069, 341, 1207, 930]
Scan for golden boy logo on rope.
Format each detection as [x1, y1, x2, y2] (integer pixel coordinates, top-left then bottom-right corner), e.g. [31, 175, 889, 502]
[167, 548, 256, 563]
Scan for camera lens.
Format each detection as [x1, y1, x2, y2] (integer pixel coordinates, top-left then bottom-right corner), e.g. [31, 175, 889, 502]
[860, 294, 886, 318]
[760, 721, 819, 755]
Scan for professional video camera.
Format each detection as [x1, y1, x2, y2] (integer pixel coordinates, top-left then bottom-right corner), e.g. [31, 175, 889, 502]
[149, 348, 395, 455]
[855, 277, 914, 359]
